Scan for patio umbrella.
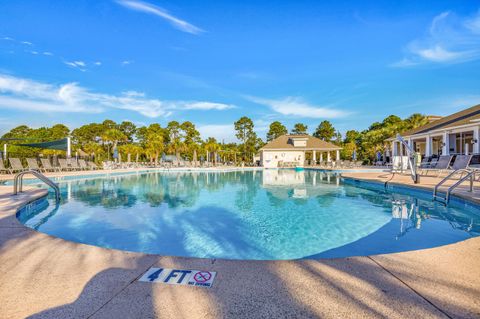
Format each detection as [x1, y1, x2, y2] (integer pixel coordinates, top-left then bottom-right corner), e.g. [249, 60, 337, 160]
[161, 153, 166, 163]
[352, 149, 357, 161]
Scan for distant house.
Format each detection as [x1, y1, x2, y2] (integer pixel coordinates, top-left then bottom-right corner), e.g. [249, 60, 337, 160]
[259, 134, 342, 168]
[390, 104, 480, 158]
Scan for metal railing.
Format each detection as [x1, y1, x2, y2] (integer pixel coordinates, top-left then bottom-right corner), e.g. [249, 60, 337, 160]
[13, 170, 61, 202]
[433, 168, 477, 204]
[394, 134, 419, 183]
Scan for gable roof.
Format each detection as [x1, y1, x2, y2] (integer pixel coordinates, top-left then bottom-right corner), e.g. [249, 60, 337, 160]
[261, 134, 342, 151]
[399, 104, 480, 137]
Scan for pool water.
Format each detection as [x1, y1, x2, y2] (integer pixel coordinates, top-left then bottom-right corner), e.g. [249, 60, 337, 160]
[17, 169, 480, 260]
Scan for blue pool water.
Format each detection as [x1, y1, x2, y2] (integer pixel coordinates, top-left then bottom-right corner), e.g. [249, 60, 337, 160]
[16, 169, 480, 260]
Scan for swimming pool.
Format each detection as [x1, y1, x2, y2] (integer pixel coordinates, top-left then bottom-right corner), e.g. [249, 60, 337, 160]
[16, 169, 480, 260]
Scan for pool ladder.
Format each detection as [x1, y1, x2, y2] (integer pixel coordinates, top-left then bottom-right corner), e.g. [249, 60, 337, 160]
[13, 170, 61, 202]
[433, 168, 477, 205]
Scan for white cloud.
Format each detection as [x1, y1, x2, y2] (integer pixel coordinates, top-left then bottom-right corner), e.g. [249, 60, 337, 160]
[415, 45, 472, 62]
[21, 41, 33, 45]
[116, 0, 204, 35]
[392, 10, 480, 67]
[64, 61, 87, 71]
[1, 37, 14, 41]
[94, 61, 102, 66]
[43, 52, 53, 56]
[29, 51, 39, 55]
[121, 60, 132, 66]
[182, 101, 234, 110]
[74, 61, 85, 67]
[465, 10, 480, 34]
[0, 73, 234, 118]
[246, 96, 349, 119]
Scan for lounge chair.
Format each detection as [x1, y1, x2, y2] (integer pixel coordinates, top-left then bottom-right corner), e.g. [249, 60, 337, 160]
[68, 159, 81, 171]
[447, 155, 473, 178]
[418, 157, 430, 168]
[9, 158, 26, 173]
[423, 157, 438, 168]
[451, 155, 473, 171]
[78, 159, 89, 170]
[87, 161, 100, 170]
[420, 155, 453, 176]
[40, 158, 60, 172]
[26, 158, 41, 171]
[58, 158, 72, 171]
[0, 159, 10, 174]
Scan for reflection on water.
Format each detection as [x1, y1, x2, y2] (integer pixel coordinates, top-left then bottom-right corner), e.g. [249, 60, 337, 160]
[18, 169, 480, 260]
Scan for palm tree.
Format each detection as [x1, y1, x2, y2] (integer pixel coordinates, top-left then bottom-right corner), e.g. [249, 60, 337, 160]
[145, 131, 164, 164]
[118, 144, 143, 162]
[204, 137, 220, 165]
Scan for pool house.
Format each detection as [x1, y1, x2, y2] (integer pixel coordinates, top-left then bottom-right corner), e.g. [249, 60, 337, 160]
[259, 134, 342, 168]
[390, 104, 480, 159]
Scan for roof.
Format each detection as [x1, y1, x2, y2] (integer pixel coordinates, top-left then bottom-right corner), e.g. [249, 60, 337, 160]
[397, 104, 480, 137]
[260, 134, 342, 151]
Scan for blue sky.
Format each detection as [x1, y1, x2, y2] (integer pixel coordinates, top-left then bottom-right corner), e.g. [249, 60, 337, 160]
[0, 0, 479, 142]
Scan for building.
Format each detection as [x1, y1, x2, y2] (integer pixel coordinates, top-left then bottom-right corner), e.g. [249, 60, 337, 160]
[390, 104, 480, 158]
[259, 134, 342, 168]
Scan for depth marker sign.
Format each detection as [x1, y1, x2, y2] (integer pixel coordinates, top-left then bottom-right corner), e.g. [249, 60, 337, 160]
[139, 267, 216, 288]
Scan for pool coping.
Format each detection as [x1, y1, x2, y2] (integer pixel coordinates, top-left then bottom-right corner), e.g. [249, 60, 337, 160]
[341, 173, 480, 207]
[1, 178, 479, 318]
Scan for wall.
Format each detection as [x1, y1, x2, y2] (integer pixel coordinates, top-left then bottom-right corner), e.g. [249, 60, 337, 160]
[261, 150, 304, 168]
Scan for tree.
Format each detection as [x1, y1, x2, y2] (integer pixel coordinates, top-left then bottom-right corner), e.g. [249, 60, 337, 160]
[404, 113, 428, 130]
[291, 123, 308, 135]
[234, 117, 256, 161]
[166, 121, 184, 157]
[119, 121, 137, 142]
[344, 130, 361, 144]
[101, 128, 127, 160]
[181, 121, 201, 159]
[118, 144, 143, 162]
[204, 137, 220, 164]
[313, 121, 335, 141]
[144, 126, 164, 163]
[266, 121, 287, 141]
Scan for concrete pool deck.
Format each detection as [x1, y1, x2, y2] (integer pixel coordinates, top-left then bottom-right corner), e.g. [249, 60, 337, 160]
[0, 171, 479, 318]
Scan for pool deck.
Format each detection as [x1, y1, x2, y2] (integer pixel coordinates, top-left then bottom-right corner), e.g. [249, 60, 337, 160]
[0, 170, 479, 318]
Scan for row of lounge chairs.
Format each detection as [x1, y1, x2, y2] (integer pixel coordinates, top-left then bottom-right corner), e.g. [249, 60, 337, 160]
[0, 158, 100, 174]
[418, 155, 475, 177]
[307, 160, 364, 169]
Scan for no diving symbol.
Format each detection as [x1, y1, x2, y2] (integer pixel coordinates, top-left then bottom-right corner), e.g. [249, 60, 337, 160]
[193, 271, 211, 283]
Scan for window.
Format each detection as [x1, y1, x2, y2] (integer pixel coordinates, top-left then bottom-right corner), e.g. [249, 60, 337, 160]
[451, 131, 473, 155]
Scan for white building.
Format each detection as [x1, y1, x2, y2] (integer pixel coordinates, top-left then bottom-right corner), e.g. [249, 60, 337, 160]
[390, 104, 480, 158]
[259, 134, 342, 168]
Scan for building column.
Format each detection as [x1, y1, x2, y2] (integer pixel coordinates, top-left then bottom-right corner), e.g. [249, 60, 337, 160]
[425, 135, 432, 157]
[312, 150, 316, 163]
[327, 152, 331, 162]
[320, 152, 323, 162]
[474, 126, 480, 154]
[392, 142, 397, 156]
[442, 132, 449, 155]
[336, 150, 340, 161]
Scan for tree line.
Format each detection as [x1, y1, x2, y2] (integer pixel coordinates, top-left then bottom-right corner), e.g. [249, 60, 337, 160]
[1, 113, 428, 164]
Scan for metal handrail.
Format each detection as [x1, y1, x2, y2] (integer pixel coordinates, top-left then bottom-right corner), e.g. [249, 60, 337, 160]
[13, 170, 60, 202]
[394, 134, 419, 184]
[433, 168, 476, 204]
